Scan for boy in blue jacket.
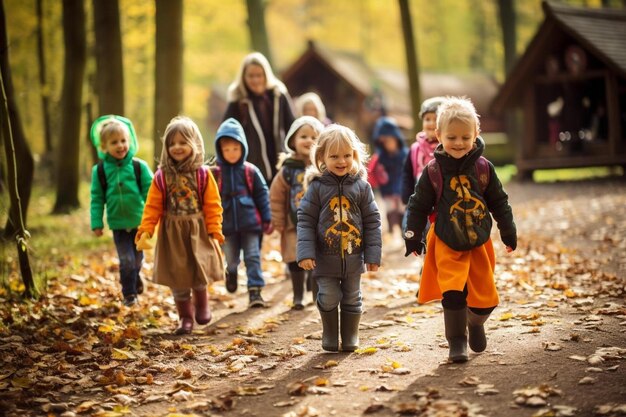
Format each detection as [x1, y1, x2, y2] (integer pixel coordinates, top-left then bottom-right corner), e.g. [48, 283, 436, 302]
[213, 118, 273, 307]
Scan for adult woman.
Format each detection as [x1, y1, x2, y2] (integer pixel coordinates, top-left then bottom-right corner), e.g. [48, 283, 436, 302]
[223, 52, 295, 183]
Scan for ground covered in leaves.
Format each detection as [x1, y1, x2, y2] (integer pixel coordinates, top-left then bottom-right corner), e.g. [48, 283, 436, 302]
[1, 179, 625, 417]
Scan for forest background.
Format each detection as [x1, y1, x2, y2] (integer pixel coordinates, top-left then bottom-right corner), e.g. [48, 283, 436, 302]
[4, 0, 591, 171]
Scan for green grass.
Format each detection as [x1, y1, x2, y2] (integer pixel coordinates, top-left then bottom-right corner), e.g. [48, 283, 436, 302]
[494, 164, 624, 184]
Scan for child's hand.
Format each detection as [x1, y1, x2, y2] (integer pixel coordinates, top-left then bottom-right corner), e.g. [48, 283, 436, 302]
[298, 259, 316, 270]
[93, 228, 103, 237]
[262, 222, 274, 235]
[366, 263, 379, 272]
[505, 246, 514, 253]
[135, 232, 153, 251]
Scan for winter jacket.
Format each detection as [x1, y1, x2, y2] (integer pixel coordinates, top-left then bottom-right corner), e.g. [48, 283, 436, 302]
[401, 132, 438, 204]
[214, 118, 271, 236]
[404, 137, 516, 251]
[371, 117, 408, 197]
[223, 88, 295, 182]
[297, 169, 382, 278]
[270, 158, 307, 264]
[90, 115, 153, 231]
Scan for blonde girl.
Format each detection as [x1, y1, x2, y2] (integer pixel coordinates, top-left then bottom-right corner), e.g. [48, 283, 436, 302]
[296, 124, 382, 352]
[136, 116, 224, 334]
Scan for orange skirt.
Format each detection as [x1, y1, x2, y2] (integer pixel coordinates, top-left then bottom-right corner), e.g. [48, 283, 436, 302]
[417, 225, 499, 308]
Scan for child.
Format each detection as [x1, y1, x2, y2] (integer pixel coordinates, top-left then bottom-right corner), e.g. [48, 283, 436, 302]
[295, 92, 332, 126]
[403, 97, 517, 363]
[90, 115, 153, 307]
[297, 124, 382, 352]
[371, 116, 408, 237]
[401, 96, 444, 204]
[213, 118, 273, 308]
[136, 116, 224, 334]
[270, 116, 324, 310]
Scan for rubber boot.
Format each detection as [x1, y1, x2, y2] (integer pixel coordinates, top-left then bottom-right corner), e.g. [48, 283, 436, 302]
[340, 310, 361, 352]
[174, 299, 194, 335]
[290, 270, 306, 310]
[443, 308, 468, 363]
[193, 287, 212, 325]
[318, 305, 339, 352]
[225, 270, 238, 293]
[467, 309, 489, 352]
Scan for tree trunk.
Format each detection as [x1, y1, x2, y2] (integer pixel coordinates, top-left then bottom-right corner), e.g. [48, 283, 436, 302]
[0, 0, 35, 296]
[36, 0, 53, 155]
[92, 0, 124, 116]
[497, 0, 517, 75]
[53, 0, 86, 214]
[469, 0, 486, 69]
[245, 0, 273, 66]
[398, 0, 421, 137]
[154, 0, 183, 163]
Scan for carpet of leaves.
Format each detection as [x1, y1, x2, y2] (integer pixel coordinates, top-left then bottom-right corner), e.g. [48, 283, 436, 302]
[1, 180, 625, 417]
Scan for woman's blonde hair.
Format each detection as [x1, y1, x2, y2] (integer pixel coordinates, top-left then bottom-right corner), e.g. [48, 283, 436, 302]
[310, 124, 368, 176]
[159, 116, 205, 173]
[99, 118, 129, 151]
[436, 96, 481, 133]
[226, 52, 288, 102]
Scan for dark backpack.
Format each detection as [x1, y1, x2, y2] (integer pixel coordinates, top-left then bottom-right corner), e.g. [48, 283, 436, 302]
[153, 166, 210, 210]
[97, 159, 142, 194]
[426, 157, 492, 251]
[209, 162, 255, 196]
[425, 156, 490, 205]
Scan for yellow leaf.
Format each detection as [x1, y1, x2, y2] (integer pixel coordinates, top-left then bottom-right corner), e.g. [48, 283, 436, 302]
[180, 344, 195, 351]
[499, 312, 514, 321]
[11, 376, 33, 388]
[564, 289, 577, 298]
[111, 348, 136, 360]
[79, 295, 95, 306]
[359, 385, 370, 391]
[323, 360, 338, 369]
[355, 347, 378, 355]
[98, 324, 115, 333]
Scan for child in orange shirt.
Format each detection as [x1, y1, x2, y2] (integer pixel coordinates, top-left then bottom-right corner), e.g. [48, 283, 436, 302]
[136, 116, 224, 334]
[404, 97, 516, 363]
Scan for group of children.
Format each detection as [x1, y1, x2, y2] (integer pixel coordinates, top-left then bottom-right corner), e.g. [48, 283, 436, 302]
[90, 95, 516, 363]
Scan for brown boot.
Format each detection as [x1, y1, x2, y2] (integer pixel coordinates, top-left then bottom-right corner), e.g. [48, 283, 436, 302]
[174, 299, 194, 335]
[193, 287, 212, 325]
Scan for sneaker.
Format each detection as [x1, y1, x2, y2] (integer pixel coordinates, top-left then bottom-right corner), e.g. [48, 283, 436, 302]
[136, 277, 144, 295]
[226, 271, 238, 293]
[123, 295, 138, 307]
[248, 287, 265, 308]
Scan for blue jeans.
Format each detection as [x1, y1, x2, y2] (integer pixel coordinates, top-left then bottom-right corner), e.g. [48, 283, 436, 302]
[316, 274, 362, 313]
[223, 232, 264, 288]
[113, 229, 143, 297]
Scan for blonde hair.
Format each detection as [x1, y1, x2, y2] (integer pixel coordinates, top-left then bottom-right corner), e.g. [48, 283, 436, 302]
[436, 96, 481, 133]
[159, 116, 205, 173]
[226, 52, 288, 102]
[99, 118, 129, 151]
[295, 92, 327, 122]
[310, 124, 368, 176]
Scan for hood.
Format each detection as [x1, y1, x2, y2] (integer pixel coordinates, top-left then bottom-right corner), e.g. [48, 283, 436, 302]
[215, 117, 248, 165]
[372, 116, 406, 150]
[90, 115, 138, 160]
[284, 116, 324, 152]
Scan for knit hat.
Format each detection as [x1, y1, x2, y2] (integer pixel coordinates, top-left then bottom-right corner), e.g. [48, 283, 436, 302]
[419, 96, 445, 119]
[284, 116, 324, 152]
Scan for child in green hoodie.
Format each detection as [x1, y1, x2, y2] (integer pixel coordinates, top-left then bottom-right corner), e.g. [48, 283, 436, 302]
[90, 115, 153, 307]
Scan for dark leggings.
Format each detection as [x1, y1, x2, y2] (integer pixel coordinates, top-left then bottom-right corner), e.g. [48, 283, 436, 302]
[442, 288, 495, 315]
[288, 261, 304, 272]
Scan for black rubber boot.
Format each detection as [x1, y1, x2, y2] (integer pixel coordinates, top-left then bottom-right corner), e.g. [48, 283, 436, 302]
[340, 310, 361, 352]
[443, 308, 468, 363]
[318, 305, 339, 352]
[467, 309, 489, 352]
[290, 270, 306, 310]
[225, 270, 238, 293]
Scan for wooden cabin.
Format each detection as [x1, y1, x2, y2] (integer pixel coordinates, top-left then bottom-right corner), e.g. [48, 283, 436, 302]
[209, 41, 507, 161]
[491, 1, 626, 179]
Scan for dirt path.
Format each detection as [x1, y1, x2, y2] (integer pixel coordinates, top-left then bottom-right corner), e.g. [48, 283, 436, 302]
[1, 179, 625, 417]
